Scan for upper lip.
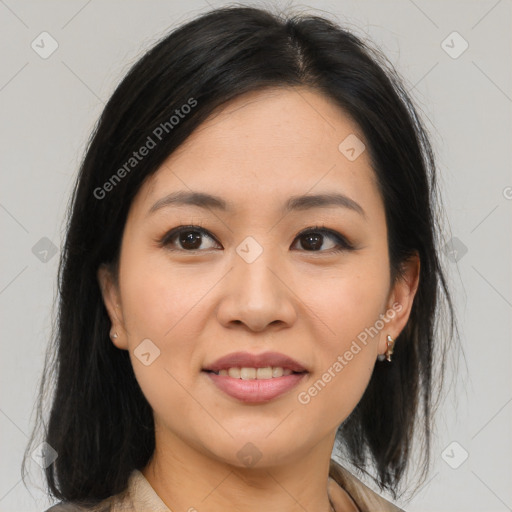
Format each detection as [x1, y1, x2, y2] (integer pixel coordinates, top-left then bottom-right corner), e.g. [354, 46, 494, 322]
[203, 351, 308, 373]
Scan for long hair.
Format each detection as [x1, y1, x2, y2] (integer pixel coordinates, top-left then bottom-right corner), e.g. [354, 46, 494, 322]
[23, 5, 458, 507]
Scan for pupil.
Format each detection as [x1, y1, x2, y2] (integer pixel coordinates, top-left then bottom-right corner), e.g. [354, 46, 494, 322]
[304, 233, 322, 251]
[181, 231, 201, 249]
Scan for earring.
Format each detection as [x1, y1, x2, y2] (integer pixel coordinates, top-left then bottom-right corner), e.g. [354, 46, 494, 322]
[110, 331, 118, 339]
[385, 334, 395, 362]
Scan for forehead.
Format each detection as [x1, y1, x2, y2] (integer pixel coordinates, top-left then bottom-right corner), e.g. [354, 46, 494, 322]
[136, 86, 382, 219]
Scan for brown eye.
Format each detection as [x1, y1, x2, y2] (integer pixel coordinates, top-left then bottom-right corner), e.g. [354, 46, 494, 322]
[161, 226, 220, 251]
[292, 226, 354, 253]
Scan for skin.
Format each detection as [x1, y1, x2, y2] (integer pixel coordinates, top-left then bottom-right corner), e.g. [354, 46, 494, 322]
[98, 86, 420, 512]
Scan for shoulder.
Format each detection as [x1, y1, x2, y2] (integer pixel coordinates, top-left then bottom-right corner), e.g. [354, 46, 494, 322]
[44, 503, 104, 512]
[43, 469, 150, 512]
[329, 458, 405, 512]
[43, 490, 126, 512]
[44, 502, 113, 512]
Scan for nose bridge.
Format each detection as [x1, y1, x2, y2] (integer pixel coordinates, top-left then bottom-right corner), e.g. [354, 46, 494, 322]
[216, 235, 297, 331]
[233, 235, 282, 299]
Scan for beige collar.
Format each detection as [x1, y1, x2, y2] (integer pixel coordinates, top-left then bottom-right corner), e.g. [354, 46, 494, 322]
[328, 475, 360, 511]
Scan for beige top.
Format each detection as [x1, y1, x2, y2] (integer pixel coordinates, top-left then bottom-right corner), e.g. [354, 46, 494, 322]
[46, 459, 404, 512]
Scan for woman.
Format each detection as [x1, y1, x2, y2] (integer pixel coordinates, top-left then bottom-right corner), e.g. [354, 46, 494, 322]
[24, 6, 456, 512]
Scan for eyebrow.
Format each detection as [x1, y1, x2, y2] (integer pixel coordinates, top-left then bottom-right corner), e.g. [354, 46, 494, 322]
[148, 190, 365, 218]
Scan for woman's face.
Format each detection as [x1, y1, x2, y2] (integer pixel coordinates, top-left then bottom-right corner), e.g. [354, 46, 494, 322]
[99, 86, 418, 469]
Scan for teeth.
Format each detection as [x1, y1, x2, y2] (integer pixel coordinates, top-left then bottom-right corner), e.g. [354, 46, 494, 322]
[216, 367, 295, 379]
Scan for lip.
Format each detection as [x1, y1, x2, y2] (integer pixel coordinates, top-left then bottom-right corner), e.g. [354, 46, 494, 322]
[204, 371, 308, 403]
[202, 351, 308, 373]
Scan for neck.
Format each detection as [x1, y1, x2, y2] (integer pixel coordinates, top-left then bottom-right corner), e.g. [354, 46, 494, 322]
[142, 429, 340, 512]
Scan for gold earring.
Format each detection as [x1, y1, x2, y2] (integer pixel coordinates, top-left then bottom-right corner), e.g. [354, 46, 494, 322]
[385, 335, 395, 362]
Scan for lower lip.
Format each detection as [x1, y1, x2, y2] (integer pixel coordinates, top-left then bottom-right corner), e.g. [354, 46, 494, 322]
[203, 371, 307, 403]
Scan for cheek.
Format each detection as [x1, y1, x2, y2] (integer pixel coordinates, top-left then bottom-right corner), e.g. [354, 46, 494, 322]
[297, 253, 389, 421]
[119, 249, 213, 390]
[314, 253, 390, 344]
[298, 299, 379, 431]
[119, 253, 206, 417]
[120, 249, 202, 338]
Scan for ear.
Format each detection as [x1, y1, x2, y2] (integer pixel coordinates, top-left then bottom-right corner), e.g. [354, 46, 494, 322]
[97, 263, 128, 350]
[378, 252, 421, 357]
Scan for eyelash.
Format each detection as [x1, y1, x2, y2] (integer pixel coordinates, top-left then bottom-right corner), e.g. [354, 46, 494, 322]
[158, 224, 355, 254]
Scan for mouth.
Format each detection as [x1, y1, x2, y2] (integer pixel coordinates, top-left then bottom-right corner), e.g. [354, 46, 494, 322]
[201, 351, 309, 401]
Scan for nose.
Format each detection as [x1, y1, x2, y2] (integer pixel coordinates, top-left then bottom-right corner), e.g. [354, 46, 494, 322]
[215, 248, 297, 333]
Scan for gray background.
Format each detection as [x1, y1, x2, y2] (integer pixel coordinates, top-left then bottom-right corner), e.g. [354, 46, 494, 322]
[1, 0, 511, 511]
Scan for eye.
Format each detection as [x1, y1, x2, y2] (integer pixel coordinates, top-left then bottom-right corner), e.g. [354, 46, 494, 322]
[291, 225, 354, 253]
[159, 224, 354, 253]
[159, 225, 221, 252]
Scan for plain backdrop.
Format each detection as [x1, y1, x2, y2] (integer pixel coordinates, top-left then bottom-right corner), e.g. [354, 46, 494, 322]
[0, 1, 511, 511]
